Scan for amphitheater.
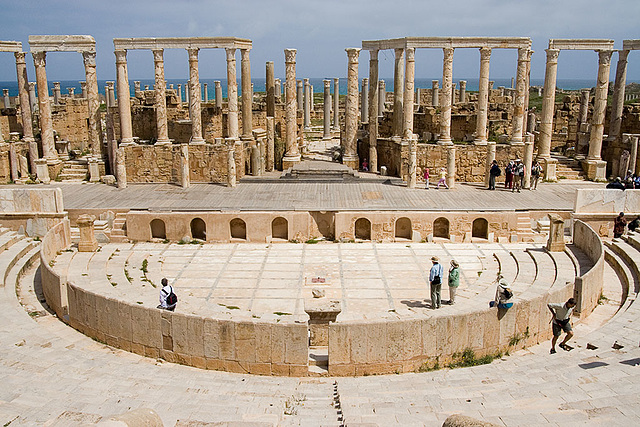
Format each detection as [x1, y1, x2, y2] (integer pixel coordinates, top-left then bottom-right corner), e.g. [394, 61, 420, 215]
[1, 33, 640, 426]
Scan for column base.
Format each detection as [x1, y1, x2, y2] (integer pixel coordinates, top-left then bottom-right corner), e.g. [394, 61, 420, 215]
[539, 157, 557, 182]
[473, 139, 488, 146]
[342, 155, 359, 170]
[155, 139, 172, 146]
[437, 139, 453, 146]
[582, 159, 607, 182]
[189, 137, 206, 145]
[509, 140, 525, 146]
[282, 155, 301, 170]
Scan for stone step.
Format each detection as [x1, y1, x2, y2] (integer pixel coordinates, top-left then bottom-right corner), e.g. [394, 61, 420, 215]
[309, 346, 328, 368]
[0, 238, 38, 287]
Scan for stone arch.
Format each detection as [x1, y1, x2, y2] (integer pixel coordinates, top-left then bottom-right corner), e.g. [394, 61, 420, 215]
[433, 217, 450, 239]
[472, 218, 489, 239]
[272, 217, 288, 240]
[355, 218, 371, 240]
[190, 217, 206, 240]
[395, 217, 412, 240]
[230, 218, 247, 240]
[150, 219, 166, 240]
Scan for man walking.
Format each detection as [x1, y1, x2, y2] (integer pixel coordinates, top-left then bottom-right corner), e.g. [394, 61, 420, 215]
[548, 297, 576, 354]
[429, 256, 444, 309]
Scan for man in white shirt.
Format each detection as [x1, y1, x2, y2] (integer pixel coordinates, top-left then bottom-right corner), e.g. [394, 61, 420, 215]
[548, 298, 576, 354]
[429, 256, 444, 309]
[158, 277, 177, 311]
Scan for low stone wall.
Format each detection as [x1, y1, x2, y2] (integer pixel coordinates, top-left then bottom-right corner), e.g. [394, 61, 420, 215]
[0, 187, 67, 236]
[573, 189, 640, 238]
[40, 219, 71, 317]
[572, 220, 605, 317]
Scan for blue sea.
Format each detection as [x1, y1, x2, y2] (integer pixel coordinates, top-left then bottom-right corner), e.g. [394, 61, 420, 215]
[0, 78, 635, 101]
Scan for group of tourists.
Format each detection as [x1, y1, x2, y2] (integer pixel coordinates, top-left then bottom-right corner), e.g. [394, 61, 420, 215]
[423, 168, 449, 190]
[613, 211, 640, 238]
[606, 171, 640, 190]
[488, 159, 543, 191]
[428, 256, 459, 308]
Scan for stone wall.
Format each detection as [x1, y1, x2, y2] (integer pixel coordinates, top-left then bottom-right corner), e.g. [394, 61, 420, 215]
[51, 98, 92, 150]
[0, 187, 67, 235]
[573, 189, 640, 237]
[572, 220, 605, 317]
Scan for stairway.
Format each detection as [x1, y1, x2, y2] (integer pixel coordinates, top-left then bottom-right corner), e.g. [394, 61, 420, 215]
[57, 160, 88, 182]
[109, 213, 128, 242]
[553, 154, 586, 180]
[309, 346, 329, 376]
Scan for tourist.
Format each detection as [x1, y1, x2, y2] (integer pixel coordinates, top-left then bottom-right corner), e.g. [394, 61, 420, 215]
[490, 275, 513, 309]
[436, 167, 448, 189]
[158, 278, 177, 311]
[447, 259, 460, 305]
[547, 298, 576, 354]
[505, 161, 514, 189]
[423, 167, 430, 189]
[512, 159, 524, 193]
[429, 256, 444, 309]
[531, 161, 542, 190]
[606, 177, 625, 190]
[488, 160, 500, 190]
[629, 216, 640, 233]
[361, 158, 369, 172]
[614, 212, 626, 238]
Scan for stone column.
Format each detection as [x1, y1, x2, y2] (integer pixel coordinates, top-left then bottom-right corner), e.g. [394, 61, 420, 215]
[28, 82, 37, 114]
[378, 80, 385, 116]
[446, 145, 456, 188]
[628, 134, 639, 175]
[283, 49, 300, 168]
[32, 51, 56, 160]
[523, 133, 534, 189]
[538, 48, 560, 181]
[361, 78, 369, 123]
[438, 47, 454, 145]
[451, 82, 456, 106]
[297, 80, 304, 111]
[609, 49, 629, 142]
[116, 147, 126, 189]
[343, 48, 361, 170]
[484, 142, 496, 187]
[266, 61, 275, 117]
[9, 140, 18, 182]
[225, 48, 239, 139]
[392, 48, 405, 138]
[403, 48, 415, 139]
[303, 78, 311, 130]
[107, 81, 116, 106]
[579, 89, 590, 125]
[576, 89, 590, 155]
[333, 78, 340, 131]
[177, 84, 183, 103]
[523, 49, 533, 132]
[546, 214, 565, 252]
[407, 135, 417, 188]
[180, 143, 190, 188]
[77, 215, 98, 252]
[14, 52, 35, 166]
[431, 80, 439, 107]
[68, 87, 75, 97]
[2, 89, 9, 109]
[584, 50, 613, 181]
[214, 81, 222, 109]
[323, 79, 331, 139]
[80, 81, 87, 98]
[82, 51, 100, 155]
[369, 50, 379, 173]
[459, 80, 467, 103]
[115, 50, 134, 145]
[187, 48, 204, 144]
[510, 48, 529, 145]
[226, 139, 237, 187]
[152, 49, 170, 145]
[474, 47, 491, 145]
[275, 78, 282, 103]
[266, 116, 275, 171]
[203, 83, 208, 102]
[240, 48, 252, 138]
[52, 82, 61, 104]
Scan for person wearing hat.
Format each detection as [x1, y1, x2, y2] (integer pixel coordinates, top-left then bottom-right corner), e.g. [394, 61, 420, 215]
[490, 274, 513, 309]
[512, 159, 524, 193]
[447, 259, 460, 305]
[429, 256, 444, 309]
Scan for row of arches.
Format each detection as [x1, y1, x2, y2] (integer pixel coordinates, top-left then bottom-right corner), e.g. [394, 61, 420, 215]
[149, 217, 490, 241]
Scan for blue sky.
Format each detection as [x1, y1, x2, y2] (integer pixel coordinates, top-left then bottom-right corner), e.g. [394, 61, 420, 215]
[0, 0, 639, 83]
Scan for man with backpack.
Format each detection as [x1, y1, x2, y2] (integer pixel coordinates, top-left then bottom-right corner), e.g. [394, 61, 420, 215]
[488, 160, 501, 190]
[429, 256, 444, 309]
[531, 161, 542, 190]
[158, 277, 178, 311]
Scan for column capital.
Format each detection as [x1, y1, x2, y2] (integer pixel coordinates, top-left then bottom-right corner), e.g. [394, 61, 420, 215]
[432, 80, 439, 88]
[297, 80, 303, 87]
[82, 51, 96, 67]
[303, 77, 310, 84]
[617, 49, 630, 62]
[240, 48, 251, 56]
[225, 47, 236, 62]
[187, 47, 199, 61]
[345, 48, 361, 62]
[114, 49, 127, 64]
[526, 49, 534, 61]
[479, 47, 491, 60]
[406, 47, 415, 61]
[284, 48, 297, 63]
[545, 48, 560, 62]
[106, 81, 115, 89]
[323, 79, 331, 88]
[152, 49, 164, 62]
[597, 49, 613, 65]
[394, 47, 404, 58]
[32, 51, 46, 67]
[14, 51, 26, 64]
[443, 47, 454, 58]
[379, 79, 385, 87]
[369, 49, 378, 61]
[517, 47, 530, 61]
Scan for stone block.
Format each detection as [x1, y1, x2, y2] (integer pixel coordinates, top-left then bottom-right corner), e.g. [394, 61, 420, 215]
[205, 358, 224, 371]
[247, 362, 272, 376]
[186, 315, 204, 357]
[218, 320, 236, 360]
[116, 301, 132, 342]
[328, 364, 355, 376]
[173, 353, 192, 366]
[271, 363, 289, 376]
[402, 320, 421, 360]
[285, 324, 307, 365]
[449, 313, 469, 354]
[350, 323, 369, 364]
[191, 356, 206, 369]
[435, 316, 453, 355]
[421, 317, 437, 357]
[131, 342, 145, 356]
[203, 318, 220, 359]
[366, 322, 387, 363]
[328, 323, 351, 364]
[467, 311, 485, 350]
[171, 312, 189, 354]
[254, 323, 272, 364]
[144, 345, 159, 359]
[386, 321, 405, 362]
[289, 364, 308, 377]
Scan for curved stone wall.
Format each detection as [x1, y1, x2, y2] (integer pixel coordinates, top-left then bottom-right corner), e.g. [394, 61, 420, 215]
[572, 219, 605, 317]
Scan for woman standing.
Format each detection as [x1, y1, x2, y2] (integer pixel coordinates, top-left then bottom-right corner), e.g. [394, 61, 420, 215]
[447, 260, 460, 305]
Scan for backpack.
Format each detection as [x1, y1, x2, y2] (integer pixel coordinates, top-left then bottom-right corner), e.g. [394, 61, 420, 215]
[166, 288, 178, 305]
[503, 288, 513, 299]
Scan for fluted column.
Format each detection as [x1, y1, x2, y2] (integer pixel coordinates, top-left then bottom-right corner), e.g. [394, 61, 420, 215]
[333, 78, 340, 131]
[368, 50, 379, 173]
[32, 51, 56, 160]
[297, 80, 303, 111]
[303, 78, 311, 130]
[523, 133, 534, 189]
[609, 49, 630, 142]
[538, 48, 560, 159]
[378, 80, 385, 116]
[343, 48, 361, 169]
[438, 47, 454, 145]
[152, 49, 170, 144]
[510, 48, 530, 145]
[474, 47, 491, 145]
[225, 48, 239, 139]
[240, 48, 252, 138]
[266, 61, 275, 117]
[115, 49, 134, 145]
[82, 51, 100, 154]
[523, 49, 533, 133]
[392, 48, 405, 138]
[14, 52, 36, 169]
[403, 47, 415, 139]
[187, 48, 204, 143]
[587, 50, 613, 161]
[283, 49, 300, 167]
[323, 79, 331, 139]
[361, 78, 369, 123]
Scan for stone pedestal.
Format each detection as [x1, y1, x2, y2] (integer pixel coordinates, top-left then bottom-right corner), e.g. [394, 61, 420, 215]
[180, 144, 190, 188]
[581, 159, 607, 181]
[546, 214, 565, 252]
[77, 214, 99, 252]
[35, 159, 50, 184]
[88, 158, 100, 182]
[541, 157, 557, 182]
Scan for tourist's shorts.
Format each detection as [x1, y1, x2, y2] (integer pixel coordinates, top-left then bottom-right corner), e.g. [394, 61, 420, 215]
[552, 320, 572, 336]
